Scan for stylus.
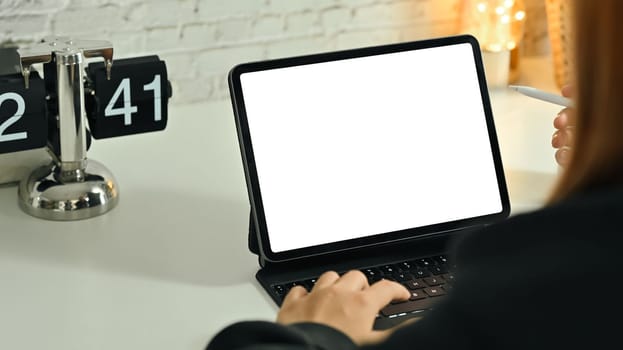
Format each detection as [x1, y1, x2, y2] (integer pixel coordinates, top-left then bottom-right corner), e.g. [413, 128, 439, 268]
[508, 85, 574, 108]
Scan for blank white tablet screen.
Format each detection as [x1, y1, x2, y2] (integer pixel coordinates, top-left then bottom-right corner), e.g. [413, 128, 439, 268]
[240, 43, 503, 253]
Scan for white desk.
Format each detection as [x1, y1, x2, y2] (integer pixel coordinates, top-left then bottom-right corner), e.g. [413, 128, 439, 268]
[0, 56, 563, 350]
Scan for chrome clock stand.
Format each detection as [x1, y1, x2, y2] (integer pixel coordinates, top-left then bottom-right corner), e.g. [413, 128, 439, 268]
[16, 37, 119, 221]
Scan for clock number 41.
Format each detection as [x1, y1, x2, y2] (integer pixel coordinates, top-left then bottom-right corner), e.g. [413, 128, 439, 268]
[104, 75, 162, 125]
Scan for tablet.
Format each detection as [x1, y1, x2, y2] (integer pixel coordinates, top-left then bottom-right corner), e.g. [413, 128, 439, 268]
[228, 34, 509, 262]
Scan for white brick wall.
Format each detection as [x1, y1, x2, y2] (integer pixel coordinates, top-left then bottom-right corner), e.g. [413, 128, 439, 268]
[0, 0, 464, 105]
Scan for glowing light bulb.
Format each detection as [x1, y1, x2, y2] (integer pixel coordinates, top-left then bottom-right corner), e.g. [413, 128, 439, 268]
[504, 0, 515, 8]
[477, 2, 487, 12]
[495, 6, 505, 15]
[501, 14, 510, 24]
[515, 10, 526, 21]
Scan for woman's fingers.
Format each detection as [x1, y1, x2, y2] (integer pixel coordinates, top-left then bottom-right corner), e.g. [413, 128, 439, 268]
[335, 270, 370, 291]
[554, 108, 572, 129]
[552, 130, 563, 148]
[283, 285, 308, 303]
[366, 279, 410, 309]
[553, 86, 575, 168]
[313, 270, 340, 289]
[552, 127, 573, 148]
[561, 84, 573, 97]
[555, 147, 571, 166]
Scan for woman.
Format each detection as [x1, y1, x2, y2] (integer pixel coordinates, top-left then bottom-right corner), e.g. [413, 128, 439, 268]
[207, 1, 621, 349]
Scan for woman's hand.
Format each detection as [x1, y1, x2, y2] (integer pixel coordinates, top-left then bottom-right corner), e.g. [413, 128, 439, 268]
[276, 270, 410, 345]
[552, 85, 574, 166]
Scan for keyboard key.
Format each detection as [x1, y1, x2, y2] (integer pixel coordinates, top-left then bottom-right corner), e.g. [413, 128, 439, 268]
[362, 267, 382, 279]
[381, 298, 434, 316]
[442, 273, 455, 284]
[380, 265, 398, 275]
[273, 284, 287, 296]
[423, 276, 444, 286]
[412, 268, 431, 278]
[303, 278, 317, 290]
[414, 258, 434, 268]
[403, 279, 426, 290]
[397, 261, 414, 271]
[409, 291, 427, 301]
[433, 255, 449, 265]
[429, 265, 448, 275]
[393, 272, 413, 282]
[292, 281, 306, 288]
[424, 287, 446, 297]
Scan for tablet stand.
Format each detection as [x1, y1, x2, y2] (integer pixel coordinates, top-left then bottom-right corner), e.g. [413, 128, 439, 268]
[246, 209, 459, 270]
[248, 209, 260, 255]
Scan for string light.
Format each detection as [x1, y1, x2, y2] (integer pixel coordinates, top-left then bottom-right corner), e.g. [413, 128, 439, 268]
[464, 0, 526, 53]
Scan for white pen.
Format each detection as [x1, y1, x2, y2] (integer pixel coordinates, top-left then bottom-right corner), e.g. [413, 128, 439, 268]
[508, 85, 574, 108]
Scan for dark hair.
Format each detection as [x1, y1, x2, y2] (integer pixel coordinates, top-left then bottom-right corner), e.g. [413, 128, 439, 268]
[549, 0, 623, 202]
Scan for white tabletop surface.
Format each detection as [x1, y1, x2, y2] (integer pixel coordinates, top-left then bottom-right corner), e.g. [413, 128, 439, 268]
[0, 55, 564, 350]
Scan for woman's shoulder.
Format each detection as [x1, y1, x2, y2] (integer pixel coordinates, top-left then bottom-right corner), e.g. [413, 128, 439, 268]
[507, 184, 623, 230]
[450, 185, 623, 266]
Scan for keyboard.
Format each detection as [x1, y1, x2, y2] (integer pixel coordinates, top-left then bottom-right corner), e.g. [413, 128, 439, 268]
[271, 254, 454, 319]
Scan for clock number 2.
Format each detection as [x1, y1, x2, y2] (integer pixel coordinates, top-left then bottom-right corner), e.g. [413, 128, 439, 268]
[104, 75, 162, 125]
[0, 92, 27, 143]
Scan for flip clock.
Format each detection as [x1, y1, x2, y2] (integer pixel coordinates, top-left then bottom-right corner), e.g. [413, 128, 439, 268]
[0, 37, 172, 220]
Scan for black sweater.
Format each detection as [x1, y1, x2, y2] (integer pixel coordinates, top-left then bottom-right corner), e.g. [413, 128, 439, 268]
[206, 187, 622, 350]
